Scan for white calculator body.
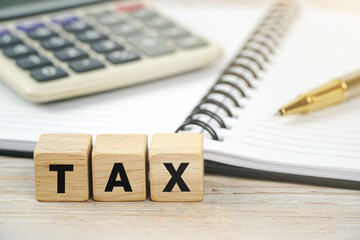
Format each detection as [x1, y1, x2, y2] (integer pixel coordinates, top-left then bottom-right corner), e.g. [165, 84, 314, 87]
[0, 0, 222, 103]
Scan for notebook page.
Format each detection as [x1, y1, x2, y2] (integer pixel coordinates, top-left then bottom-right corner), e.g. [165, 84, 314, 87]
[205, 5, 360, 181]
[0, 4, 264, 142]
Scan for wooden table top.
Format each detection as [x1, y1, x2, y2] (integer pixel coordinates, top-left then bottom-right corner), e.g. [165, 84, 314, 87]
[0, 156, 359, 240]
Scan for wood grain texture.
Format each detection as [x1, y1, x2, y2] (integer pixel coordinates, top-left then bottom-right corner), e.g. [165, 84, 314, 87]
[92, 134, 147, 201]
[149, 133, 203, 201]
[0, 156, 359, 240]
[34, 134, 92, 201]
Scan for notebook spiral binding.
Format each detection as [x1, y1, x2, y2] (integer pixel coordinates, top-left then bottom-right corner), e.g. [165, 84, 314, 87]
[176, 1, 300, 141]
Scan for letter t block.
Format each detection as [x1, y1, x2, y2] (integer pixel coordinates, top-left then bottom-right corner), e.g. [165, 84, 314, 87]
[149, 133, 203, 201]
[34, 134, 92, 201]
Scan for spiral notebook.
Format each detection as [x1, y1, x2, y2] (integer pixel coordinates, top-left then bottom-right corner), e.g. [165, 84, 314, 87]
[1, 1, 360, 187]
[174, 1, 360, 186]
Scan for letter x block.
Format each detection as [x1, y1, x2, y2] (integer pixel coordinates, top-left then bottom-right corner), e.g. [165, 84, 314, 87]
[149, 133, 203, 201]
[34, 134, 92, 201]
[92, 134, 147, 201]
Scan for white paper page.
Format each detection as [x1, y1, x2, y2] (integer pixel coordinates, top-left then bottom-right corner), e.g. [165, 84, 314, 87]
[0, 3, 264, 142]
[204, 5, 360, 180]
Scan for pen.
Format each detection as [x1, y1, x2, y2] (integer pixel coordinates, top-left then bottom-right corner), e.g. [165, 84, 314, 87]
[277, 69, 360, 116]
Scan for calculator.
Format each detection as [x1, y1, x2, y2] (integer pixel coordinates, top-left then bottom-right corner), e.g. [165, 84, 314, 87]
[0, 0, 222, 103]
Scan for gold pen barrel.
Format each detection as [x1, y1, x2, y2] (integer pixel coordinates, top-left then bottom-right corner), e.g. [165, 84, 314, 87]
[341, 70, 360, 99]
[279, 69, 360, 116]
[305, 79, 347, 112]
[279, 79, 347, 115]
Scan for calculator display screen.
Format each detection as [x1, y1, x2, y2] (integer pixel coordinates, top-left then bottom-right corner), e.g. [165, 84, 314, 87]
[0, 0, 113, 21]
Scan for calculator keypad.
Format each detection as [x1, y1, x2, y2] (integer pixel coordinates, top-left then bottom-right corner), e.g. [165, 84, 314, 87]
[27, 27, 58, 40]
[144, 17, 173, 29]
[16, 54, 51, 70]
[69, 58, 105, 73]
[91, 40, 124, 53]
[54, 47, 88, 61]
[126, 34, 174, 56]
[63, 21, 92, 33]
[0, 34, 22, 47]
[110, 22, 140, 36]
[86, 9, 112, 18]
[129, 9, 157, 19]
[96, 14, 127, 26]
[106, 50, 140, 64]
[31, 66, 68, 82]
[158, 27, 188, 38]
[41, 36, 73, 50]
[76, 29, 107, 43]
[16, 21, 45, 32]
[1, 2, 208, 83]
[3, 44, 37, 58]
[51, 14, 79, 25]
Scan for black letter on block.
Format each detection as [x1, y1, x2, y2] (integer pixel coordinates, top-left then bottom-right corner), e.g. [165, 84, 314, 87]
[163, 163, 190, 192]
[105, 163, 132, 192]
[49, 164, 74, 193]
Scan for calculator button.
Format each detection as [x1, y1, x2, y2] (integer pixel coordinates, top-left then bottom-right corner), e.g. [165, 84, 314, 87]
[126, 34, 174, 56]
[175, 36, 207, 49]
[63, 21, 92, 33]
[76, 30, 107, 43]
[16, 20, 45, 32]
[3, 44, 36, 58]
[129, 9, 157, 19]
[0, 34, 22, 48]
[52, 14, 79, 25]
[116, 3, 143, 12]
[41, 36, 73, 50]
[110, 22, 141, 36]
[16, 54, 51, 70]
[0, 28, 9, 36]
[86, 9, 111, 18]
[106, 50, 140, 64]
[27, 27, 57, 40]
[54, 47, 88, 61]
[144, 17, 173, 29]
[31, 66, 68, 82]
[158, 27, 188, 38]
[97, 14, 127, 26]
[69, 58, 105, 73]
[91, 40, 124, 53]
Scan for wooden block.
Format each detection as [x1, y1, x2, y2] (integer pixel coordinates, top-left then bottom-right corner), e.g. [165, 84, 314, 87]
[149, 133, 203, 201]
[92, 134, 147, 201]
[34, 134, 92, 201]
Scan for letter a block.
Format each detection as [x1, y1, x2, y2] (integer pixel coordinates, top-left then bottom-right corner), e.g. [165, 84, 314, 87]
[149, 133, 203, 201]
[34, 134, 92, 201]
[92, 134, 147, 201]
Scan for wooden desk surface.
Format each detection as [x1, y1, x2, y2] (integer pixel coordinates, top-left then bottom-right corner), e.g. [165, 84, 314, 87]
[0, 156, 359, 240]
